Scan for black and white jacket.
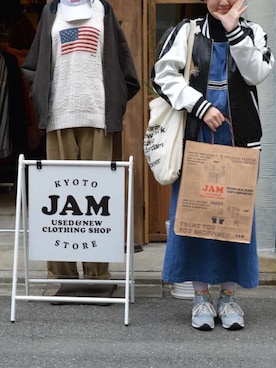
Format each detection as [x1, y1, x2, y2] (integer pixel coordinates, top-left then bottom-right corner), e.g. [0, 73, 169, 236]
[152, 15, 274, 148]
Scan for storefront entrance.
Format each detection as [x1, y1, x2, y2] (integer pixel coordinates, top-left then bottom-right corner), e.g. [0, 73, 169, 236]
[144, 0, 206, 242]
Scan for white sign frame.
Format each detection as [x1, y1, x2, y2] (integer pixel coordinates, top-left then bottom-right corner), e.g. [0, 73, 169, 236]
[10, 155, 135, 326]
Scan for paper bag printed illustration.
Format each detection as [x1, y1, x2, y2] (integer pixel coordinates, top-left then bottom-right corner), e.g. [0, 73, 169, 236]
[174, 141, 260, 243]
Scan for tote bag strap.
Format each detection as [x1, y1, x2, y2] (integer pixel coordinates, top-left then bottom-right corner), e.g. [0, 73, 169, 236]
[184, 19, 196, 83]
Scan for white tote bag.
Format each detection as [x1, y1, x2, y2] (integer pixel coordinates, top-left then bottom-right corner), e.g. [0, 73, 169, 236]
[144, 98, 185, 185]
[144, 20, 196, 185]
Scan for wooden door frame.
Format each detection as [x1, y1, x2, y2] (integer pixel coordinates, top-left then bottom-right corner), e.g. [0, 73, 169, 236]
[143, 0, 204, 243]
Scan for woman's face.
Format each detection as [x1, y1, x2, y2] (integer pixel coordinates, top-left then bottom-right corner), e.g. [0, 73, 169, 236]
[205, 0, 238, 19]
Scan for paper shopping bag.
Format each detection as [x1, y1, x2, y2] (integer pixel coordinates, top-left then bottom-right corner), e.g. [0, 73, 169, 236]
[174, 140, 260, 244]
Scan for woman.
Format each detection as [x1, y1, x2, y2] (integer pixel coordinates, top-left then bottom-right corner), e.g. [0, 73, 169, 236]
[151, 0, 274, 331]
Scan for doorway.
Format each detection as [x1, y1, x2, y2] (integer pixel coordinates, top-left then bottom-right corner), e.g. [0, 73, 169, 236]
[144, 0, 206, 242]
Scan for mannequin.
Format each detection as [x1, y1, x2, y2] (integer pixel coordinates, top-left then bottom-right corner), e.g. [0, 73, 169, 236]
[22, 0, 140, 294]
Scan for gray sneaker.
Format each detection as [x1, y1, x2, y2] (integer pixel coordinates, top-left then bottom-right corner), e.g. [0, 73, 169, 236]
[217, 295, 245, 330]
[192, 294, 217, 331]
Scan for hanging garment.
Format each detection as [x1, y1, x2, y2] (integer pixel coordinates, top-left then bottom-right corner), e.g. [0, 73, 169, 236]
[0, 51, 11, 158]
[0, 49, 29, 158]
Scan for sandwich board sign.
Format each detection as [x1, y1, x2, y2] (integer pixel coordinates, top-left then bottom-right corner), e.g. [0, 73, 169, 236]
[11, 156, 134, 326]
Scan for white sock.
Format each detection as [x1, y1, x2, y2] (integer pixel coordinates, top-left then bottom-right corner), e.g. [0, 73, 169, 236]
[220, 282, 237, 295]
[192, 281, 209, 294]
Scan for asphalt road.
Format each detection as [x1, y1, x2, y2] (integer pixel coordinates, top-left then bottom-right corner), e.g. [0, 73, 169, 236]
[0, 285, 276, 368]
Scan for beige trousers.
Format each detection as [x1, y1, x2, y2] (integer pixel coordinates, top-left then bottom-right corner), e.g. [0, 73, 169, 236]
[46, 127, 113, 279]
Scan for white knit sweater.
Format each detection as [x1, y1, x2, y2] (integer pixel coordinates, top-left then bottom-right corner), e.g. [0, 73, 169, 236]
[47, 0, 105, 132]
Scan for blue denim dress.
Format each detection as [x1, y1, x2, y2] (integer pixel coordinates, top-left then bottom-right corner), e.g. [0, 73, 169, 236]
[162, 43, 259, 288]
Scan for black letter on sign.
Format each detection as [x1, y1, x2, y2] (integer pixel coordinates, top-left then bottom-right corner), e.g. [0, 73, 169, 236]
[85, 196, 110, 216]
[59, 195, 83, 215]
[42, 195, 60, 215]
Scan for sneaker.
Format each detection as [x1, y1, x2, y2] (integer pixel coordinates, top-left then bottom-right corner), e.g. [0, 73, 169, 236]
[192, 294, 217, 331]
[217, 294, 244, 330]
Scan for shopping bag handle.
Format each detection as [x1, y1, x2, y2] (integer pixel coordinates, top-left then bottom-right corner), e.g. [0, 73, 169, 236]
[210, 117, 235, 146]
